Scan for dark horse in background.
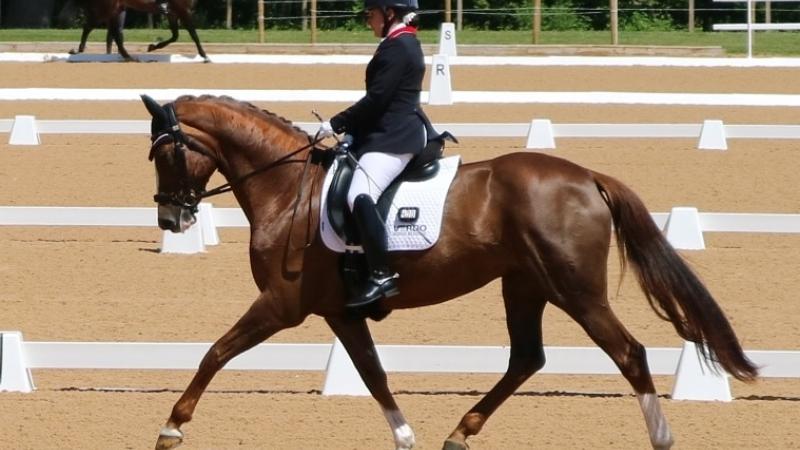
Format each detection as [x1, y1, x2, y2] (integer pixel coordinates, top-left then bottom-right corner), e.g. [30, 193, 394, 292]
[141, 94, 758, 450]
[68, 0, 208, 61]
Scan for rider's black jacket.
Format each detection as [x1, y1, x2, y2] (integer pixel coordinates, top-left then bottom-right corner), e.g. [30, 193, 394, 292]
[329, 29, 427, 157]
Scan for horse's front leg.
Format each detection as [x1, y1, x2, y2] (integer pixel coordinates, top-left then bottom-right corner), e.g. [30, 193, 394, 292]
[148, 15, 179, 53]
[69, 23, 93, 54]
[155, 292, 307, 450]
[325, 316, 415, 450]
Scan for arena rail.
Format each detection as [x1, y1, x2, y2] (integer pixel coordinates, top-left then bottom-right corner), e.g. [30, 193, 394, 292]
[4, 116, 800, 150]
[2, 205, 799, 253]
[712, 0, 800, 58]
[1, 331, 798, 399]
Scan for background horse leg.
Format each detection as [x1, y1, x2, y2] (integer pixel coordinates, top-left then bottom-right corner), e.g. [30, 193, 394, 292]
[559, 297, 674, 449]
[107, 20, 134, 61]
[147, 16, 179, 53]
[69, 23, 94, 54]
[444, 274, 547, 450]
[107, 10, 126, 54]
[325, 316, 415, 450]
[176, 11, 209, 61]
[155, 293, 306, 450]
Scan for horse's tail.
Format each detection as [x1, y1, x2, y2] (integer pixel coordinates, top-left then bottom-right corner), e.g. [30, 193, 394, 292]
[592, 171, 758, 382]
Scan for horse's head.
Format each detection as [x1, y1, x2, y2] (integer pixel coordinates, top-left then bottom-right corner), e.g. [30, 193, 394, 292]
[141, 94, 219, 233]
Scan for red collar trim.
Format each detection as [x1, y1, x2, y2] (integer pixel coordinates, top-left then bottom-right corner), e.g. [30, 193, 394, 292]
[387, 25, 417, 39]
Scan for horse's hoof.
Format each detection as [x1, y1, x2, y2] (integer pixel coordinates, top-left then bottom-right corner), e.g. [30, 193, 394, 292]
[155, 427, 183, 449]
[202, 57, 211, 64]
[442, 439, 468, 450]
[68, 49, 78, 55]
[147, 44, 157, 52]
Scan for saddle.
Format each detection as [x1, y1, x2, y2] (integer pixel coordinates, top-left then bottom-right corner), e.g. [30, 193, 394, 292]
[324, 123, 457, 248]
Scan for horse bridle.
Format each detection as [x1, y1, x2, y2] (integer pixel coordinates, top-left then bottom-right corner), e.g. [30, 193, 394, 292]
[149, 103, 327, 214]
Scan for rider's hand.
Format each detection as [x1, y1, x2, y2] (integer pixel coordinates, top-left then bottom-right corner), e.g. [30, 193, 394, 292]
[316, 121, 335, 139]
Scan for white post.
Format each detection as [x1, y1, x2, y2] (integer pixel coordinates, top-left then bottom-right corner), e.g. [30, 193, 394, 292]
[428, 54, 453, 105]
[438, 22, 457, 57]
[746, 0, 753, 58]
[160, 221, 206, 254]
[198, 203, 219, 246]
[0, 331, 35, 393]
[526, 119, 556, 149]
[671, 341, 732, 401]
[664, 207, 705, 250]
[698, 119, 727, 151]
[9, 115, 40, 145]
[321, 338, 370, 396]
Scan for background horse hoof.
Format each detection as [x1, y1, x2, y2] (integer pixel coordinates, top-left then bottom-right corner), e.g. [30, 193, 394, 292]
[155, 428, 183, 449]
[68, 49, 79, 55]
[442, 439, 469, 450]
[147, 44, 158, 53]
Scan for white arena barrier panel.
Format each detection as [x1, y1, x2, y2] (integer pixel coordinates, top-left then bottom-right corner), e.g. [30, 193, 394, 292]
[3, 331, 800, 399]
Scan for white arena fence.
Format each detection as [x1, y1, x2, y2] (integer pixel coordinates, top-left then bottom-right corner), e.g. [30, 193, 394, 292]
[712, 0, 800, 58]
[4, 116, 800, 150]
[1, 204, 800, 253]
[2, 331, 799, 400]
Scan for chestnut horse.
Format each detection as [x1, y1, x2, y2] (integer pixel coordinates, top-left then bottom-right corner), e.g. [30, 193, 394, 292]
[70, 0, 208, 61]
[141, 95, 757, 450]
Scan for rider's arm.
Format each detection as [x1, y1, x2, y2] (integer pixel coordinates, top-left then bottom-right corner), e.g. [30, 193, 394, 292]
[329, 40, 408, 134]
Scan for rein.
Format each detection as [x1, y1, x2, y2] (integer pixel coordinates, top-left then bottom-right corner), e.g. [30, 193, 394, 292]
[196, 139, 325, 201]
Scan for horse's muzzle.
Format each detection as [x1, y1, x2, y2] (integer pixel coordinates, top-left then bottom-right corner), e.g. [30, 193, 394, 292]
[157, 205, 196, 233]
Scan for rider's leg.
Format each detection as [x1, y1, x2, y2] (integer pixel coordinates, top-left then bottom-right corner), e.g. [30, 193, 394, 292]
[346, 152, 413, 308]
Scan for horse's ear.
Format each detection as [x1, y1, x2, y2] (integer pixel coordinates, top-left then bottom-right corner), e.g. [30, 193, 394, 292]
[141, 94, 167, 122]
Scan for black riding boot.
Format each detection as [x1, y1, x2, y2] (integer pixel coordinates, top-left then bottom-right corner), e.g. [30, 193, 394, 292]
[347, 194, 399, 308]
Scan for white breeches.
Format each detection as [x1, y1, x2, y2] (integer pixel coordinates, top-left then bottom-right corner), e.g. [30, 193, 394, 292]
[347, 151, 414, 211]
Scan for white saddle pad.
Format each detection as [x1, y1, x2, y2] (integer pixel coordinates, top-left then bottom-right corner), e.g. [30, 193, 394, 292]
[320, 155, 461, 253]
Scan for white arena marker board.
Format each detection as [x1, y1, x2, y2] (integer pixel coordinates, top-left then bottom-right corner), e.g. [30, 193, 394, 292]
[428, 54, 453, 105]
[438, 22, 457, 57]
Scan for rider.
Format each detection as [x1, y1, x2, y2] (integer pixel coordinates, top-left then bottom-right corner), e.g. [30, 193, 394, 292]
[317, 0, 426, 310]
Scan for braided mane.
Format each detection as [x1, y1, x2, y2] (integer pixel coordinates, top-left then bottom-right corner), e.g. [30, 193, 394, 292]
[175, 94, 311, 139]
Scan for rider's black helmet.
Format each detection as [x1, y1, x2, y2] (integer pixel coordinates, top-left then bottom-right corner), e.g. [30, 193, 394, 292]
[363, 0, 419, 10]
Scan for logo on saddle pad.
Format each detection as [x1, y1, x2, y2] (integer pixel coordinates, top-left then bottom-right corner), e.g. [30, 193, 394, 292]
[394, 207, 427, 234]
[320, 155, 461, 252]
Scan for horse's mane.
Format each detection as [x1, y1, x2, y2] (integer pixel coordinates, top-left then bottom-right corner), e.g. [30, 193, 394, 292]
[175, 95, 311, 140]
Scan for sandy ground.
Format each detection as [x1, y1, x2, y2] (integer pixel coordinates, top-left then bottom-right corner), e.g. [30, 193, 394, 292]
[1, 59, 799, 449]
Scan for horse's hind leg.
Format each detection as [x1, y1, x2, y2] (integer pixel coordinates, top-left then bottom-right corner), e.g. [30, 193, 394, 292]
[155, 292, 306, 450]
[177, 13, 208, 61]
[558, 293, 674, 449]
[107, 21, 134, 61]
[326, 316, 415, 450]
[444, 273, 547, 450]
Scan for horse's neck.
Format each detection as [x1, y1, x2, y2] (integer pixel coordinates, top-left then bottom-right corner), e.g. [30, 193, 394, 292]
[221, 130, 313, 225]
